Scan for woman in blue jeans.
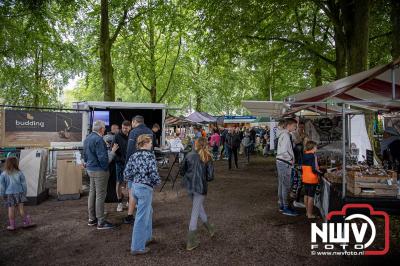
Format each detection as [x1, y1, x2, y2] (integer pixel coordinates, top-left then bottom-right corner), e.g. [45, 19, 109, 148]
[181, 137, 215, 251]
[123, 134, 160, 255]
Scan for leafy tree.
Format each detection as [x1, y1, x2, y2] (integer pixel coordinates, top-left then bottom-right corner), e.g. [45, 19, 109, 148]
[0, 0, 83, 107]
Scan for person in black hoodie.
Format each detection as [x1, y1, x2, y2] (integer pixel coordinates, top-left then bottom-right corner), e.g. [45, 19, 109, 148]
[181, 137, 215, 251]
[112, 120, 131, 212]
[226, 127, 241, 169]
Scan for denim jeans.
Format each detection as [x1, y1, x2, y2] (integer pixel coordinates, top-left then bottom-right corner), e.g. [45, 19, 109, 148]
[131, 183, 153, 252]
[276, 161, 292, 208]
[189, 192, 208, 231]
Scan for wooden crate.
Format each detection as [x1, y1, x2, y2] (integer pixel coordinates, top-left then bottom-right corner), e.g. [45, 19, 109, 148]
[347, 172, 398, 197]
[324, 172, 343, 183]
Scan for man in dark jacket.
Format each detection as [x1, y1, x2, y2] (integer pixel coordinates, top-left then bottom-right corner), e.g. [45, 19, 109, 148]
[83, 120, 115, 230]
[152, 123, 161, 148]
[112, 120, 131, 212]
[126, 115, 153, 160]
[124, 115, 153, 224]
[226, 127, 241, 169]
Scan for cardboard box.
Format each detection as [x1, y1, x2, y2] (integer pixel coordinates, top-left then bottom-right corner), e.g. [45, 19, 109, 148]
[57, 160, 82, 199]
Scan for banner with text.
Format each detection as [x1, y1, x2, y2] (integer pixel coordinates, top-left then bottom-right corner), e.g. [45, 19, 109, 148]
[4, 110, 82, 147]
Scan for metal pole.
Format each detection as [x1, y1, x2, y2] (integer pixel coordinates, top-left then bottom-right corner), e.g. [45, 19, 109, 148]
[342, 104, 346, 199]
[392, 67, 396, 100]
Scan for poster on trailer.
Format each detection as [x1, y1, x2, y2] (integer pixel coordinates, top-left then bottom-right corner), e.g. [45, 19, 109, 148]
[3, 110, 82, 147]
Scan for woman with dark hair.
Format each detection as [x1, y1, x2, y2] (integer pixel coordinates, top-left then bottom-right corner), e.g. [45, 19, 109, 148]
[181, 137, 215, 251]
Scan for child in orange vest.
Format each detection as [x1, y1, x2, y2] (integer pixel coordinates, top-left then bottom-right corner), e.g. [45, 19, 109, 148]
[301, 141, 321, 219]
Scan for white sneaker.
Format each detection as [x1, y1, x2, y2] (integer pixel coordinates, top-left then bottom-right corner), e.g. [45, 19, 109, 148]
[117, 203, 123, 212]
[126, 201, 129, 207]
[293, 201, 306, 208]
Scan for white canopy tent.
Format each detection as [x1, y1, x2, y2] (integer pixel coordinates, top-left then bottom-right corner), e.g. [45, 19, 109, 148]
[241, 100, 288, 117]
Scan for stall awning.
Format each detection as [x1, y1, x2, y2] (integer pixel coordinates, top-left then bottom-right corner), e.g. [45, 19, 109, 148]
[287, 57, 400, 114]
[186, 112, 217, 123]
[165, 115, 194, 126]
[241, 101, 288, 117]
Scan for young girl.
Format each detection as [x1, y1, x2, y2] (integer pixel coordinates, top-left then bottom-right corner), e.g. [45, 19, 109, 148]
[0, 157, 32, 230]
[181, 137, 215, 251]
[123, 134, 160, 256]
[301, 141, 321, 219]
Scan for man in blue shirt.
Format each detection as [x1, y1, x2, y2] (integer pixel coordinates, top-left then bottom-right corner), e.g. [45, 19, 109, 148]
[83, 120, 115, 230]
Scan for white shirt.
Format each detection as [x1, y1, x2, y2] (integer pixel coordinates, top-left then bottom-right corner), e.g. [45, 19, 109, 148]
[169, 138, 184, 152]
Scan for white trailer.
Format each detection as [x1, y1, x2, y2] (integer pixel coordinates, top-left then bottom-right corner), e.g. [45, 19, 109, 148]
[73, 101, 168, 146]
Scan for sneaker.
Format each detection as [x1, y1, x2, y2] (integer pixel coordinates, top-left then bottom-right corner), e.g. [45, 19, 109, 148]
[88, 219, 98, 226]
[97, 221, 115, 230]
[123, 215, 135, 224]
[126, 201, 129, 208]
[131, 247, 150, 256]
[23, 215, 32, 227]
[279, 205, 284, 212]
[282, 208, 299, 216]
[293, 201, 306, 208]
[117, 203, 124, 212]
[146, 237, 156, 246]
[6, 225, 16, 231]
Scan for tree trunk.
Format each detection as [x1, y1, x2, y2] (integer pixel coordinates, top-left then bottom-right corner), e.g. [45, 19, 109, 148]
[341, 0, 370, 75]
[324, 0, 347, 78]
[33, 46, 42, 107]
[195, 91, 202, 112]
[148, 8, 157, 103]
[334, 28, 347, 79]
[391, 0, 400, 60]
[314, 59, 322, 86]
[100, 0, 115, 102]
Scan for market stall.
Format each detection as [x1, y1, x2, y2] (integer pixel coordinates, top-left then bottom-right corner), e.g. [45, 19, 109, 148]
[283, 57, 400, 217]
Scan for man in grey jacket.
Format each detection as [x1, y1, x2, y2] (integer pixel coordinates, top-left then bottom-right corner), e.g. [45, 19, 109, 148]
[83, 120, 116, 230]
[276, 118, 298, 216]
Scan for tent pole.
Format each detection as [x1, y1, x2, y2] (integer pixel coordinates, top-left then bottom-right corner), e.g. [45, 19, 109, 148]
[342, 104, 346, 199]
[392, 67, 396, 100]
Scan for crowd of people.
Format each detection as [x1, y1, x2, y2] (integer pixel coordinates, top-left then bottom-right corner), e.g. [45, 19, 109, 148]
[1, 116, 321, 256]
[275, 118, 321, 218]
[189, 125, 271, 169]
[81, 115, 215, 255]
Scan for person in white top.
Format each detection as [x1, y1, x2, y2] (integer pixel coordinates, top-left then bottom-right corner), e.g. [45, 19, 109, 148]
[170, 133, 185, 151]
[169, 132, 185, 162]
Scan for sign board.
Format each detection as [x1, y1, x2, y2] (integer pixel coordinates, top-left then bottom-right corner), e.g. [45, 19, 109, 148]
[366, 149, 374, 166]
[4, 110, 82, 147]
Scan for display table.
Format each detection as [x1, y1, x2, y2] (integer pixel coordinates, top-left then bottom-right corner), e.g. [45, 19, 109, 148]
[316, 176, 400, 218]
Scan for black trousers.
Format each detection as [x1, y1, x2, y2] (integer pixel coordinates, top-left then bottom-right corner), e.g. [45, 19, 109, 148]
[244, 146, 251, 163]
[227, 147, 238, 169]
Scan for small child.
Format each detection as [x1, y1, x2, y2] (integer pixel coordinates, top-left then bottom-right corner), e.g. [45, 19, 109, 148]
[0, 157, 32, 230]
[301, 141, 322, 219]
